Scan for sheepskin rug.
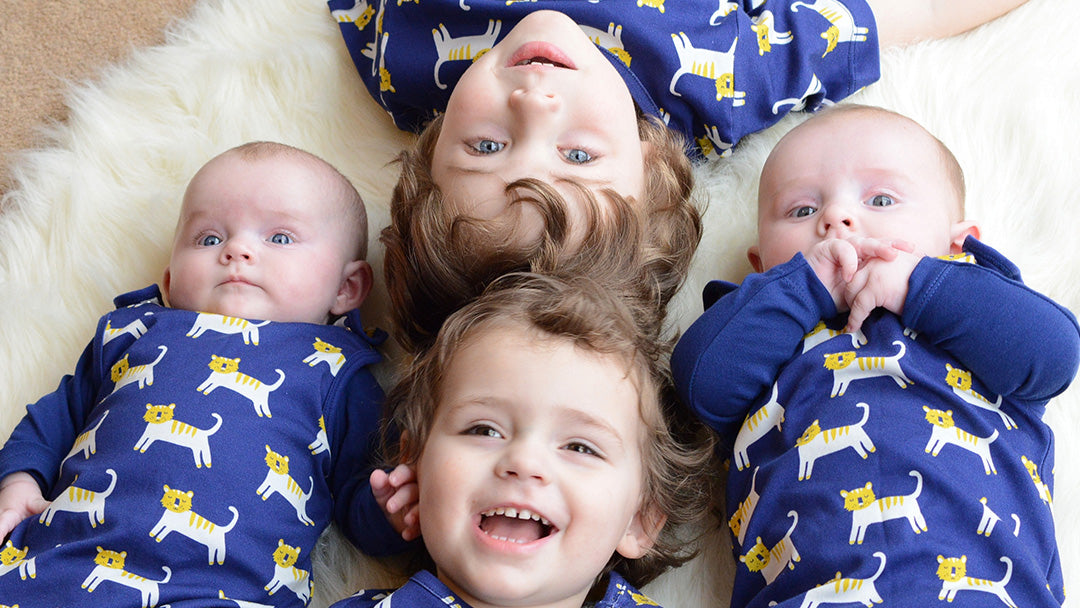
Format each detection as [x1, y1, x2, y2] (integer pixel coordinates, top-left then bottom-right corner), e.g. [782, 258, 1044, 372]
[1, 0, 1077, 605]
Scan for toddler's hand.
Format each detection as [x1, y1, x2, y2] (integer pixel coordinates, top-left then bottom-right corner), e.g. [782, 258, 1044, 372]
[370, 465, 420, 542]
[844, 249, 920, 332]
[0, 472, 48, 540]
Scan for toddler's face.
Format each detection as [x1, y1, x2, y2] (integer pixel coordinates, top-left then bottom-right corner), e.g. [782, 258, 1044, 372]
[751, 110, 967, 272]
[431, 10, 647, 246]
[416, 322, 656, 608]
[164, 153, 362, 324]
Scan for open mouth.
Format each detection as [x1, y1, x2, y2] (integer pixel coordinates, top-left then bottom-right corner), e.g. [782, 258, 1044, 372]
[514, 56, 569, 68]
[508, 42, 576, 70]
[479, 507, 555, 544]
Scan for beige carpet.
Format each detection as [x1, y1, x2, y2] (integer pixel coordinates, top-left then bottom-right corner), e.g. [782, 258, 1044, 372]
[0, 1, 197, 191]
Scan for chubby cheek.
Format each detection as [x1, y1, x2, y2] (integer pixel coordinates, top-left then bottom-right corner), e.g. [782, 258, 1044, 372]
[416, 448, 473, 531]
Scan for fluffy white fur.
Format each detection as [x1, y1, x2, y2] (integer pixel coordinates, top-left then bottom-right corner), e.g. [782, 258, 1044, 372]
[0, 1, 1076, 605]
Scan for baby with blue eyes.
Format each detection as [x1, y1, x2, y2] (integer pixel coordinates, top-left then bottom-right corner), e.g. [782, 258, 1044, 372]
[162, 140, 374, 326]
[0, 141, 410, 606]
[671, 104, 1079, 607]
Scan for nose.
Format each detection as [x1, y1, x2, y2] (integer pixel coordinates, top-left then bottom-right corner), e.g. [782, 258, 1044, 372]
[219, 237, 254, 265]
[818, 204, 855, 237]
[509, 84, 560, 117]
[494, 438, 549, 485]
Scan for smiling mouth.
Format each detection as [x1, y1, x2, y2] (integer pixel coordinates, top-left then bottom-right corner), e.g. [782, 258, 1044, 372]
[508, 42, 576, 71]
[479, 507, 555, 544]
[514, 56, 569, 68]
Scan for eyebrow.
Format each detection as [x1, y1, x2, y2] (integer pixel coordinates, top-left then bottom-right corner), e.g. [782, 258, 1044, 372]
[559, 406, 626, 450]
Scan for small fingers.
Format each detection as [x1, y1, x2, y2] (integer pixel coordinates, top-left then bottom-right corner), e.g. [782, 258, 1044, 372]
[386, 482, 419, 515]
[400, 505, 422, 542]
[387, 463, 417, 488]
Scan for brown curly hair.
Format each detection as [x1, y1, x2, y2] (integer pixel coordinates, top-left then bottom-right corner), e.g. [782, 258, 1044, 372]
[381, 113, 701, 353]
[383, 272, 717, 591]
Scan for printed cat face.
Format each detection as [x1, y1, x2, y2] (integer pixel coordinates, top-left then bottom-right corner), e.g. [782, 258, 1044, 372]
[207, 355, 240, 374]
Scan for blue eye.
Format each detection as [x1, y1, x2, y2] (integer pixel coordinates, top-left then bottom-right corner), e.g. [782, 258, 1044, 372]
[791, 206, 816, 218]
[471, 139, 505, 154]
[868, 194, 895, 207]
[199, 235, 222, 246]
[565, 148, 592, 164]
[269, 233, 293, 245]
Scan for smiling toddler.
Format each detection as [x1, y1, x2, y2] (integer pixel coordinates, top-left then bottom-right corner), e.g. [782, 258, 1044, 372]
[334, 272, 716, 608]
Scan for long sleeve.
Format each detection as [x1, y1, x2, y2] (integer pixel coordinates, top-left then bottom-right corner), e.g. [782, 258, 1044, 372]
[0, 333, 102, 496]
[903, 241, 1080, 404]
[328, 367, 413, 556]
[671, 254, 836, 440]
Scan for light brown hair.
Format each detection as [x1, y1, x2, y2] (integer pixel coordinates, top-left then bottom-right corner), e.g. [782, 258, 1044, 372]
[383, 272, 717, 590]
[381, 114, 700, 353]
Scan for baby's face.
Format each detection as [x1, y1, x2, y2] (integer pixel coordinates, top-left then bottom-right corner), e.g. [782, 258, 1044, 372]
[164, 153, 361, 324]
[752, 109, 966, 272]
[416, 322, 655, 608]
[431, 10, 647, 245]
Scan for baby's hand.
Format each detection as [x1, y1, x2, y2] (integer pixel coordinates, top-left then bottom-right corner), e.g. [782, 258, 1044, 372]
[370, 465, 420, 542]
[805, 238, 861, 310]
[844, 249, 921, 333]
[805, 237, 911, 311]
[0, 472, 48, 540]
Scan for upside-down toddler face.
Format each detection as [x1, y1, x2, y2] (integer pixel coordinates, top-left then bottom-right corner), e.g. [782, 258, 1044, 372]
[415, 321, 656, 608]
[431, 10, 648, 246]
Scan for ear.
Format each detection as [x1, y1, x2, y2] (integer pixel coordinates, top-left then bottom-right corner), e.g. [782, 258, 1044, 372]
[161, 267, 172, 306]
[331, 260, 373, 316]
[615, 502, 667, 560]
[747, 245, 764, 273]
[949, 220, 980, 255]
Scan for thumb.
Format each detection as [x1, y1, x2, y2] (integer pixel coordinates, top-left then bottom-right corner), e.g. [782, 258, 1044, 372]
[27, 496, 50, 516]
[0, 510, 27, 540]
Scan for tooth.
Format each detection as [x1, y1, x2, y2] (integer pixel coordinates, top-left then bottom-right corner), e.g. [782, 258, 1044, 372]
[504, 507, 518, 518]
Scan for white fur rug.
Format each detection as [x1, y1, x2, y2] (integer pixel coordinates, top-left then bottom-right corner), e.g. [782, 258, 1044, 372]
[1, 1, 1077, 605]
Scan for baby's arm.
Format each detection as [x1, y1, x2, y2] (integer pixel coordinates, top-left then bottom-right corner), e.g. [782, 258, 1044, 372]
[370, 465, 420, 542]
[0, 472, 49, 540]
[904, 248, 1080, 402]
[672, 255, 838, 437]
[0, 339, 105, 535]
[329, 371, 414, 556]
[869, 0, 1029, 47]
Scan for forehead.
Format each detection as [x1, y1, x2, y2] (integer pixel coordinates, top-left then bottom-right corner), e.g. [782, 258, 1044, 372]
[182, 152, 342, 218]
[443, 320, 643, 401]
[761, 110, 951, 197]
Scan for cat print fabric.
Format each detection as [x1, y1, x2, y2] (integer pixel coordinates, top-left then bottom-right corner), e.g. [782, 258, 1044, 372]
[671, 238, 1079, 607]
[327, 0, 880, 159]
[0, 285, 392, 607]
[330, 570, 660, 608]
